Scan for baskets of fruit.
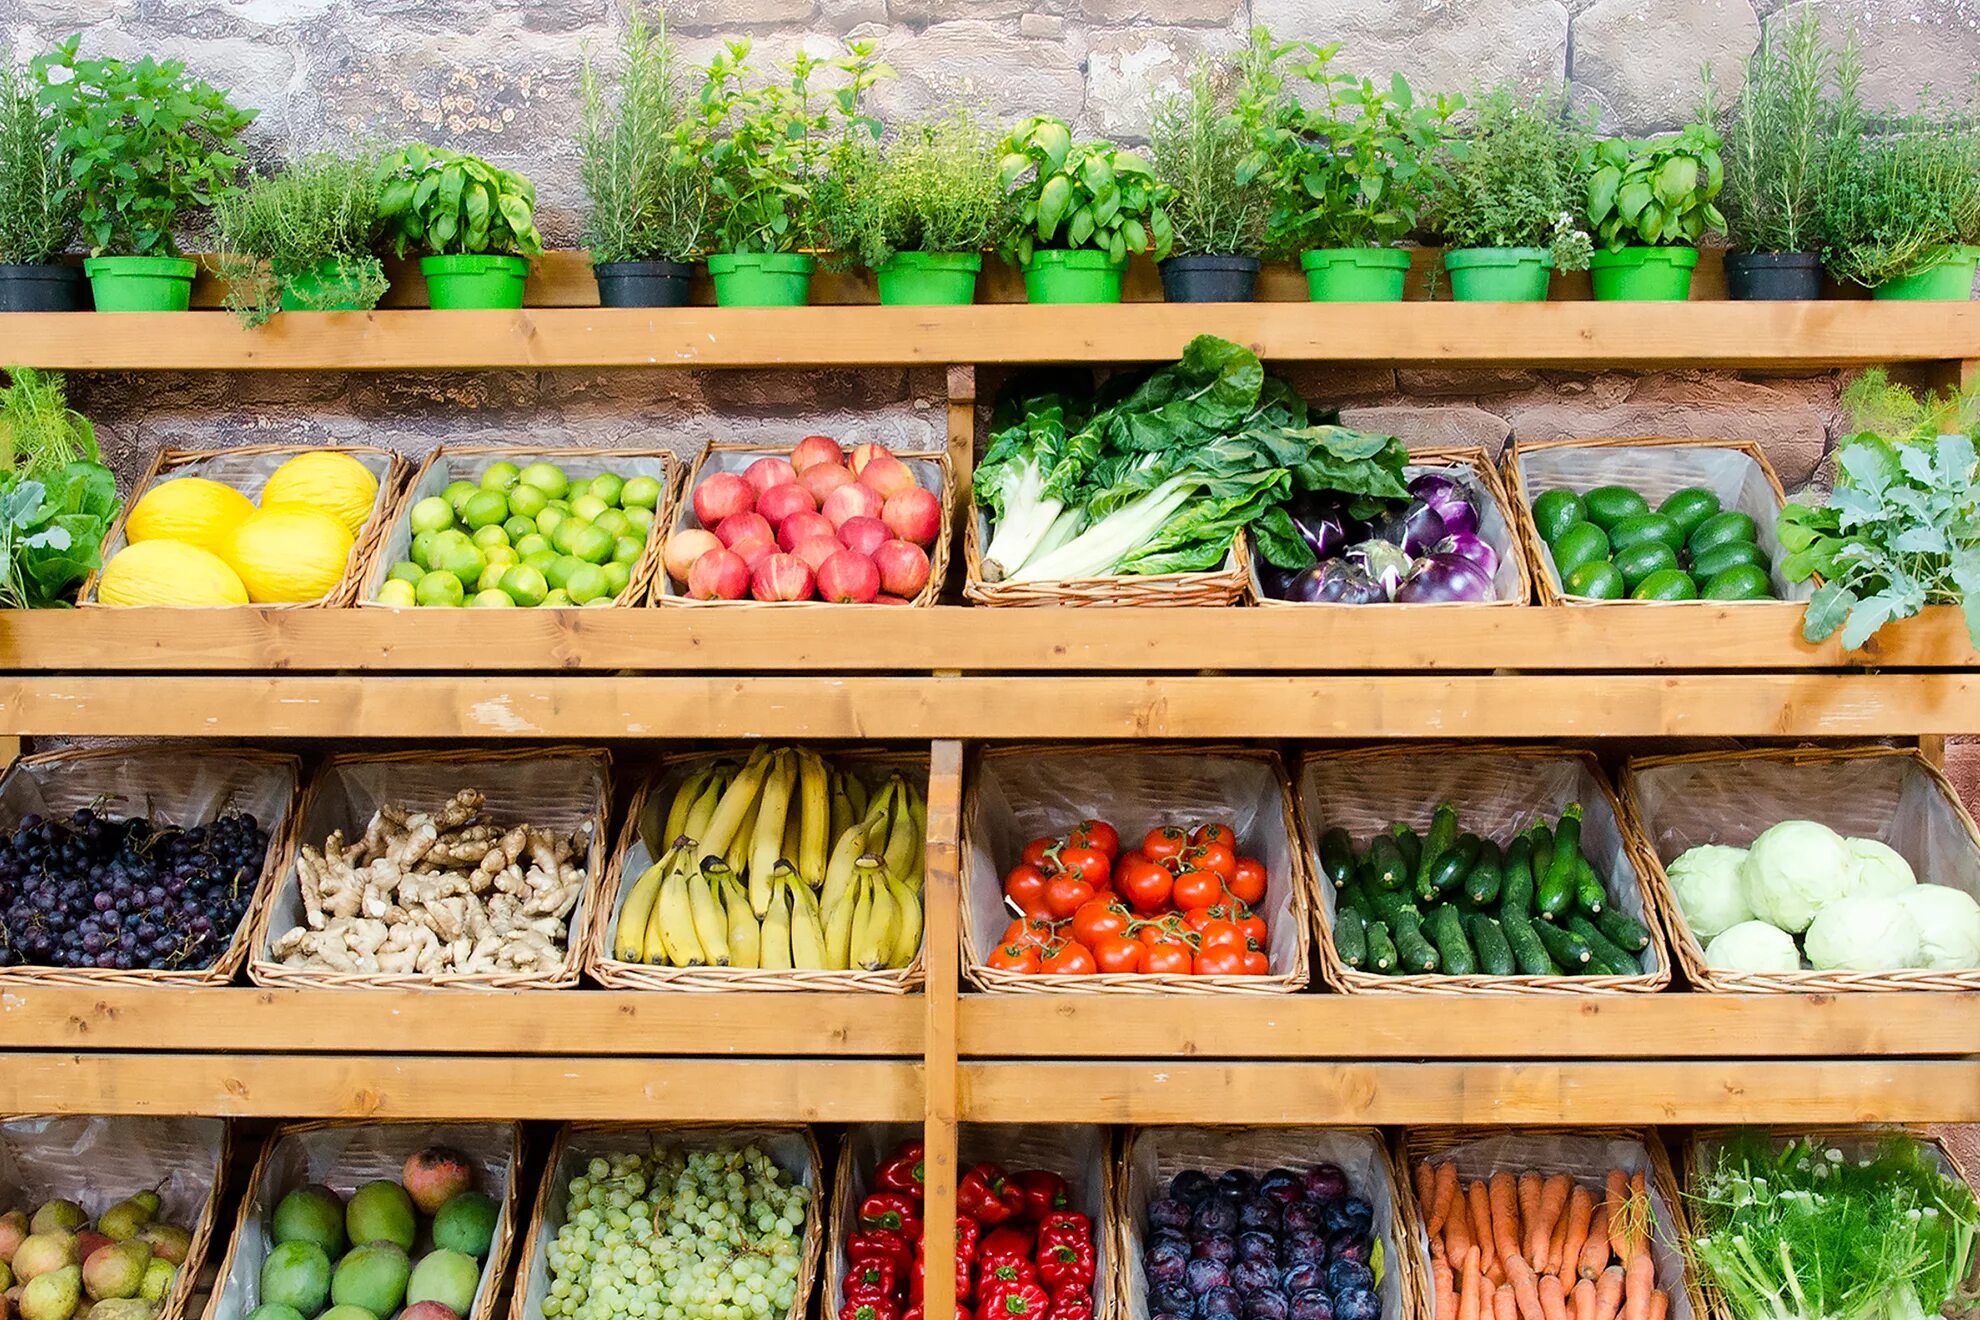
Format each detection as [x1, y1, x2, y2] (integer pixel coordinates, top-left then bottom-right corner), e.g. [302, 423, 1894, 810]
[0, 1114, 230, 1320]
[960, 743, 1313, 994]
[1504, 438, 1807, 606]
[204, 1122, 522, 1320]
[583, 744, 929, 993]
[0, 745, 300, 986]
[362, 447, 674, 608]
[1298, 745, 1674, 996]
[659, 434, 953, 606]
[247, 747, 610, 991]
[84, 445, 407, 607]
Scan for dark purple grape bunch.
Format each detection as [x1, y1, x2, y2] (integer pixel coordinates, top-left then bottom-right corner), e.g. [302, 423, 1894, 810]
[1144, 1164, 1380, 1320]
[0, 806, 269, 971]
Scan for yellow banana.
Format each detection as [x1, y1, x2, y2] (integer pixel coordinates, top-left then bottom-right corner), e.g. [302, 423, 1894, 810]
[823, 886, 856, 970]
[780, 777, 803, 866]
[759, 881, 793, 970]
[716, 867, 759, 969]
[749, 749, 798, 915]
[884, 874, 923, 969]
[829, 775, 855, 845]
[687, 864, 730, 967]
[699, 745, 773, 863]
[614, 856, 670, 963]
[881, 776, 917, 883]
[662, 766, 712, 850]
[853, 866, 898, 971]
[787, 874, 829, 970]
[650, 853, 702, 967]
[797, 750, 830, 887]
[821, 797, 886, 913]
[844, 770, 869, 821]
[725, 779, 763, 874]
[904, 785, 927, 890]
[681, 767, 730, 844]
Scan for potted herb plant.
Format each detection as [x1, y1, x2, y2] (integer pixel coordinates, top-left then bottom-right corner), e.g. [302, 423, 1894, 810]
[1431, 85, 1591, 301]
[1720, 3, 1859, 300]
[214, 149, 386, 327]
[0, 60, 82, 312]
[1822, 102, 1980, 300]
[1582, 116, 1726, 300]
[999, 115, 1174, 304]
[579, 5, 707, 308]
[375, 144, 543, 310]
[698, 38, 888, 308]
[33, 37, 254, 313]
[1148, 46, 1269, 302]
[0, 367, 118, 608]
[820, 109, 1001, 306]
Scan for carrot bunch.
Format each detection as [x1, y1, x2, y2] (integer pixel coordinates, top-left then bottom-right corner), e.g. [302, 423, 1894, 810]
[1414, 1160, 1670, 1320]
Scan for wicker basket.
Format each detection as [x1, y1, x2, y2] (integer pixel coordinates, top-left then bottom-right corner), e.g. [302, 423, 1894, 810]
[656, 439, 954, 607]
[0, 745, 301, 987]
[1117, 1127, 1418, 1320]
[961, 743, 1313, 994]
[582, 745, 929, 993]
[202, 1121, 522, 1320]
[1248, 447, 1534, 607]
[964, 491, 1252, 607]
[1296, 744, 1674, 995]
[1399, 1127, 1708, 1320]
[359, 445, 678, 608]
[80, 443, 408, 608]
[246, 746, 612, 991]
[510, 1124, 824, 1320]
[1503, 437, 1810, 606]
[1619, 744, 1980, 994]
[0, 1115, 229, 1320]
[831, 1123, 1116, 1320]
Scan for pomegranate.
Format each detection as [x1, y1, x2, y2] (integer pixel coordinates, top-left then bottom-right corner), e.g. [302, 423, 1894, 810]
[792, 536, 843, 573]
[687, 548, 750, 600]
[714, 511, 774, 548]
[730, 537, 777, 571]
[856, 452, 917, 500]
[790, 435, 843, 473]
[873, 539, 931, 598]
[837, 515, 890, 558]
[822, 482, 885, 528]
[692, 472, 754, 526]
[776, 510, 837, 552]
[882, 486, 942, 545]
[797, 461, 856, 505]
[815, 550, 881, 603]
[751, 553, 815, 602]
[755, 481, 817, 528]
[743, 456, 797, 492]
[663, 529, 722, 584]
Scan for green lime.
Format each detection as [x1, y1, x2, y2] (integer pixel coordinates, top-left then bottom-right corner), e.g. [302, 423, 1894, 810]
[1657, 486, 1722, 540]
[569, 524, 615, 565]
[621, 475, 662, 510]
[1609, 512, 1683, 554]
[566, 477, 592, 503]
[469, 588, 516, 607]
[519, 462, 569, 500]
[502, 514, 536, 542]
[1562, 560, 1626, 600]
[386, 560, 425, 586]
[601, 561, 632, 597]
[409, 495, 456, 535]
[1549, 521, 1611, 577]
[593, 508, 632, 540]
[480, 461, 522, 492]
[1688, 509, 1759, 555]
[414, 571, 466, 608]
[543, 587, 572, 607]
[535, 506, 568, 538]
[551, 518, 586, 555]
[499, 564, 550, 607]
[442, 479, 480, 513]
[1583, 485, 1652, 531]
[476, 561, 509, 593]
[523, 549, 560, 577]
[1531, 488, 1586, 544]
[376, 578, 417, 607]
[1631, 568, 1700, 601]
[1689, 539, 1767, 579]
[1613, 540, 1679, 590]
[545, 498, 570, 512]
[589, 472, 626, 508]
[471, 523, 509, 550]
[570, 493, 609, 523]
[431, 533, 485, 587]
[514, 533, 551, 559]
[565, 563, 609, 604]
[484, 545, 519, 568]
[506, 483, 548, 520]
[461, 489, 509, 531]
[612, 535, 645, 565]
[624, 506, 654, 533]
[545, 555, 585, 590]
[583, 596, 616, 608]
[411, 529, 440, 569]
[1702, 563, 1774, 600]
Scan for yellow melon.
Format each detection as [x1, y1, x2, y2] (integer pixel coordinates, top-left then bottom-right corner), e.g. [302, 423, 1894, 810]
[125, 476, 256, 555]
[223, 505, 356, 604]
[97, 540, 250, 606]
[258, 452, 381, 537]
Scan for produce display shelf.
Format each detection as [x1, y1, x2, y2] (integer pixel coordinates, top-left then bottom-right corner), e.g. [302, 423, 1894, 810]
[4, 604, 1976, 671]
[5, 301, 1980, 371]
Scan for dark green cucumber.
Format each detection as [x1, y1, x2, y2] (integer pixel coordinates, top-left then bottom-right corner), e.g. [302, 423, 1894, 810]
[1416, 802, 1459, 895]
[1422, 833, 1481, 901]
[1574, 853, 1607, 916]
[1423, 904, 1476, 975]
[1536, 805, 1583, 919]
[1390, 822, 1422, 875]
[1338, 883, 1375, 927]
[1463, 839, 1504, 907]
[1466, 914, 1517, 977]
[1333, 906, 1368, 969]
[1363, 920, 1397, 974]
[1533, 918, 1595, 971]
[1318, 827, 1356, 888]
[1566, 914, 1637, 974]
[1368, 833, 1409, 891]
[1388, 907, 1440, 973]
[1499, 835, 1534, 917]
[1366, 885, 1420, 927]
[1596, 907, 1654, 953]
[1500, 911, 1556, 976]
[1526, 824, 1555, 903]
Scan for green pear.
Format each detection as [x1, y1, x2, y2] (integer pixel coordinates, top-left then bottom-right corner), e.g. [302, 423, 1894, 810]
[129, 1230, 183, 1271]
[12, 1235, 76, 1282]
[135, 1262, 171, 1307]
[92, 1203, 151, 1246]
[20, 1264, 79, 1320]
[84, 1301, 154, 1320]
[27, 1207, 82, 1240]
[81, 1242, 148, 1303]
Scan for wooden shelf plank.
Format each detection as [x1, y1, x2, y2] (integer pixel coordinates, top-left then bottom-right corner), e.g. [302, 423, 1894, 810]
[0, 1054, 923, 1120]
[5, 303, 1975, 371]
[2, 605, 1971, 672]
[3, 673, 1974, 738]
[957, 1061, 1980, 1124]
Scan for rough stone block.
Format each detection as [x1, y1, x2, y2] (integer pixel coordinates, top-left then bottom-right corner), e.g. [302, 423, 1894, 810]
[1571, 0, 1758, 132]
[871, 20, 1085, 124]
[1397, 367, 1542, 397]
[671, 0, 819, 25]
[1340, 405, 1514, 461]
[1777, 0, 1980, 114]
[1077, 0, 1240, 25]
[1251, 0, 1570, 94]
[1085, 27, 1242, 137]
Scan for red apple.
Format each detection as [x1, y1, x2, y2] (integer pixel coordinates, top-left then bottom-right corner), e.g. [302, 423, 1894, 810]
[873, 539, 931, 598]
[687, 548, 749, 600]
[663, 529, 722, 584]
[856, 452, 917, 500]
[815, 549, 881, 603]
[791, 435, 843, 473]
[715, 511, 774, 548]
[730, 537, 777, 571]
[743, 456, 797, 492]
[838, 515, 890, 558]
[849, 441, 890, 475]
[822, 482, 885, 528]
[882, 486, 942, 546]
[873, 593, 912, 605]
[692, 472, 754, 526]
[751, 552, 814, 602]
[755, 481, 817, 528]
[777, 510, 837, 552]
[792, 535, 843, 573]
[798, 461, 856, 505]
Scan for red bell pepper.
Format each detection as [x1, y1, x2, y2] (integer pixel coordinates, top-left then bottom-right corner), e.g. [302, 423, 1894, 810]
[958, 1163, 1023, 1226]
[978, 1226, 1033, 1265]
[841, 1302, 899, 1320]
[1036, 1230, 1093, 1291]
[845, 1256, 902, 1304]
[861, 1191, 924, 1237]
[1010, 1170, 1069, 1222]
[850, 1228, 914, 1271]
[953, 1217, 980, 1264]
[878, 1142, 926, 1194]
[910, 1247, 972, 1306]
[1047, 1287, 1092, 1320]
[905, 1306, 974, 1320]
[977, 1256, 1038, 1309]
[981, 1282, 1049, 1320]
[1036, 1211, 1090, 1249]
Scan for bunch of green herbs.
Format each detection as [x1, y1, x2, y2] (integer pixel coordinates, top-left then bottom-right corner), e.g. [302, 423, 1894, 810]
[579, 5, 707, 265]
[214, 149, 387, 327]
[820, 109, 1003, 271]
[1432, 84, 1592, 270]
[1720, 3, 1861, 254]
[0, 368, 116, 609]
[1149, 42, 1271, 258]
[0, 60, 75, 265]
[1822, 100, 1980, 288]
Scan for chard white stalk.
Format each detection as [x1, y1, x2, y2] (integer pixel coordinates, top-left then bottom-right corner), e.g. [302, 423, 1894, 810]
[1008, 475, 1199, 582]
[980, 459, 1064, 581]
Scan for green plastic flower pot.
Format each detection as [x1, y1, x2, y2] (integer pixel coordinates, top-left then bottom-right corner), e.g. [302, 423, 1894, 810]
[1589, 246, 1698, 301]
[708, 252, 816, 307]
[1022, 249, 1128, 304]
[83, 256, 198, 313]
[421, 254, 530, 309]
[1301, 248, 1412, 302]
[1442, 248, 1553, 302]
[876, 251, 981, 306]
[280, 258, 378, 312]
[1874, 247, 1980, 300]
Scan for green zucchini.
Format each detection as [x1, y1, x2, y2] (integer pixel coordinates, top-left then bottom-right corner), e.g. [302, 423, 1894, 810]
[1566, 914, 1637, 975]
[1333, 906, 1368, 969]
[1362, 920, 1397, 975]
[1596, 908, 1653, 953]
[1368, 834, 1409, 892]
[1533, 918, 1595, 971]
[1500, 911, 1556, 976]
[1499, 835, 1534, 917]
[1423, 833, 1481, 902]
[1424, 904, 1476, 976]
[1416, 802, 1459, 894]
[1388, 907, 1440, 974]
[1318, 827, 1356, 889]
[1341, 883, 1382, 928]
[1574, 854, 1607, 916]
[1463, 839, 1504, 907]
[1467, 914, 1517, 977]
[1536, 805, 1582, 919]
[1367, 886, 1420, 927]
[1526, 824, 1555, 901]
[1390, 822, 1422, 875]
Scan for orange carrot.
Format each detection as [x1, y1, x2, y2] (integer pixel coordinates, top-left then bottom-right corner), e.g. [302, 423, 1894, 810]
[1603, 1171, 1630, 1262]
[1645, 1292, 1667, 1320]
[1487, 1257, 1507, 1287]
[1433, 1161, 1461, 1236]
[1546, 1198, 1571, 1279]
[1518, 1172, 1543, 1248]
[1627, 1172, 1649, 1261]
[1490, 1172, 1524, 1272]
[1494, 1286, 1518, 1320]
[1592, 1265, 1626, 1320]
[1559, 1187, 1596, 1285]
[1532, 1173, 1572, 1272]
[1504, 1253, 1545, 1320]
[1419, 1160, 1439, 1224]
[1621, 1251, 1655, 1320]
[1538, 1275, 1570, 1320]
[1579, 1206, 1611, 1281]
[1433, 1256, 1457, 1320]
[1571, 1279, 1597, 1320]
[1470, 1180, 1497, 1276]
[1446, 1187, 1475, 1275]
[1460, 1246, 1484, 1320]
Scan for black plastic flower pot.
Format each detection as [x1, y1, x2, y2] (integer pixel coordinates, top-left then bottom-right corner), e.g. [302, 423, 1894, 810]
[593, 259, 695, 309]
[1724, 252, 1822, 302]
[0, 264, 90, 312]
[1159, 254, 1260, 303]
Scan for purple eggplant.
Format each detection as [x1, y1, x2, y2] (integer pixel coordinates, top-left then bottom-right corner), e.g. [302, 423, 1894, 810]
[1410, 472, 1480, 535]
[1434, 531, 1499, 578]
[1348, 541, 1409, 598]
[1371, 501, 1446, 557]
[1395, 553, 1495, 603]
[1287, 560, 1384, 605]
[1289, 494, 1352, 562]
[1437, 498, 1478, 537]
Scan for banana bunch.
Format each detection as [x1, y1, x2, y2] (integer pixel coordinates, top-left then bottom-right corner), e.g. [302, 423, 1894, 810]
[613, 745, 925, 972]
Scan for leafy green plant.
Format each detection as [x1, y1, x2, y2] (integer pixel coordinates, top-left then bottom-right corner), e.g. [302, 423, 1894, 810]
[0, 60, 74, 265]
[0, 368, 116, 610]
[214, 150, 387, 327]
[580, 4, 707, 265]
[819, 109, 1002, 270]
[1721, 3, 1860, 254]
[695, 38, 889, 255]
[1149, 45, 1270, 257]
[1779, 369, 1980, 648]
[997, 115, 1174, 265]
[32, 36, 255, 257]
[1583, 118, 1726, 250]
[1821, 102, 1980, 288]
[375, 144, 544, 258]
[1432, 84, 1592, 270]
